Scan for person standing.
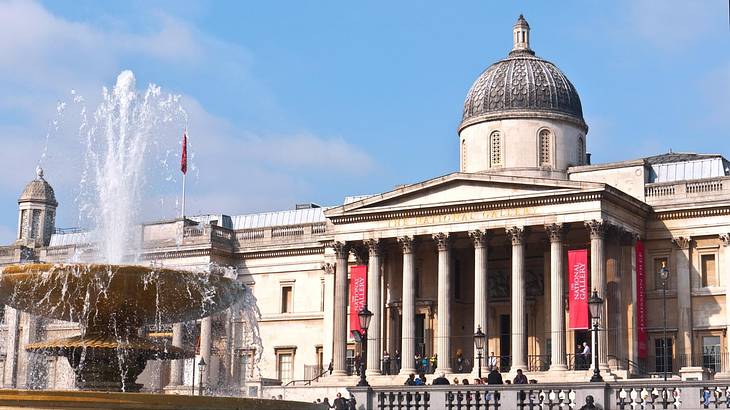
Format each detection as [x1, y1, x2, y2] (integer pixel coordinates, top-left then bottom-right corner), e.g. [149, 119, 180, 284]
[487, 352, 498, 370]
[382, 350, 391, 375]
[333, 392, 347, 410]
[394, 350, 401, 372]
[487, 368, 503, 385]
[581, 342, 591, 369]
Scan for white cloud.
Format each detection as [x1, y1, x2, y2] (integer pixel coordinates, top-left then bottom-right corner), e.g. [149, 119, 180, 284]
[0, 0, 375, 236]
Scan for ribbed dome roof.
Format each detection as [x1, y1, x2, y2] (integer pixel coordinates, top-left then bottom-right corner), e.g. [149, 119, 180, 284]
[19, 167, 57, 206]
[460, 16, 586, 131]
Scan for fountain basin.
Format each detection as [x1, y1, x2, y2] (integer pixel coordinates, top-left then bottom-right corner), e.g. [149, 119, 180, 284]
[0, 263, 244, 330]
[0, 263, 244, 392]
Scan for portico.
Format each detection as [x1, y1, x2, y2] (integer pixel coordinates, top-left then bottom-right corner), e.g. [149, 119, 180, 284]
[323, 172, 649, 380]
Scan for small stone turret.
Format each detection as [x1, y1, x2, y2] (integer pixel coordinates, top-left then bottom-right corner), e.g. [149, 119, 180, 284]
[17, 166, 58, 247]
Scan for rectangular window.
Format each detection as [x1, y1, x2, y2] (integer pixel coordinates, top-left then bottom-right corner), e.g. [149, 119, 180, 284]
[238, 348, 255, 387]
[276, 351, 294, 383]
[654, 337, 673, 373]
[281, 286, 293, 313]
[701, 254, 717, 287]
[653, 257, 669, 290]
[703, 336, 721, 372]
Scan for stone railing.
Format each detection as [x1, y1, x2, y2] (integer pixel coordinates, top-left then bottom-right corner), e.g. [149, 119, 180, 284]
[179, 222, 327, 248]
[234, 223, 327, 247]
[644, 177, 730, 205]
[350, 380, 730, 410]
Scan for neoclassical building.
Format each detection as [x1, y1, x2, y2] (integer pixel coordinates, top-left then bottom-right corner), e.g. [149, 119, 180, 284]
[1, 15, 729, 395]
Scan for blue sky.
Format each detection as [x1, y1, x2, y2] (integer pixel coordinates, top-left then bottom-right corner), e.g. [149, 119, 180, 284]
[0, 0, 727, 242]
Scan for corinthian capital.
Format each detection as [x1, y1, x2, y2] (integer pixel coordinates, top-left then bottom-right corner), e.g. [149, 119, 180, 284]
[544, 223, 567, 243]
[432, 232, 451, 251]
[468, 229, 491, 248]
[585, 220, 610, 240]
[321, 262, 334, 275]
[720, 233, 730, 247]
[398, 236, 415, 254]
[350, 244, 368, 265]
[331, 241, 350, 258]
[672, 236, 690, 249]
[506, 226, 526, 245]
[364, 238, 382, 257]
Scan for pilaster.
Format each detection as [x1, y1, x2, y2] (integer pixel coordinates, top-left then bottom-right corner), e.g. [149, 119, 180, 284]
[672, 236, 693, 368]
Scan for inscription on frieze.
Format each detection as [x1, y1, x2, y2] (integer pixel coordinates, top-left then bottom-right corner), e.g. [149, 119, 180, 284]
[386, 207, 538, 229]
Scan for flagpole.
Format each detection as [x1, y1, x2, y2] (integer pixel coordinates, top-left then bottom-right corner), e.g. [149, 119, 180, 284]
[181, 172, 186, 220]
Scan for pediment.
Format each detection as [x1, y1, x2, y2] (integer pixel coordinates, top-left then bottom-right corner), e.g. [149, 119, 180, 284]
[328, 173, 604, 216]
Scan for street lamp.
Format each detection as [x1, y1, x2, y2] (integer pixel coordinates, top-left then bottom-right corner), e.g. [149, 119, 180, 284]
[473, 325, 486, 379]
[588, 289, 604, 383]
[659, 261, 670, 381]
[357, 306, 373, 387]
[198, 357, 207, 396]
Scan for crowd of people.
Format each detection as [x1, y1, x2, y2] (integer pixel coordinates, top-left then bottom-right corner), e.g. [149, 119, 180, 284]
[312, 392, 356, 409]
[402, 367, 536, 386]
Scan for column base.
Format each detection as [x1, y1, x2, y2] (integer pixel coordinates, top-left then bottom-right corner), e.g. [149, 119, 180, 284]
[549, 364, 568, 372]
[399, 368, 416, 376]
[679, 366, 708, 381]
[365, 369, 381, 377]
[331, 370, 348, 377]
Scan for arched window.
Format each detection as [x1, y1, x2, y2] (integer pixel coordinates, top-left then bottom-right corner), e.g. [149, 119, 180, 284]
[489, 131, 502, 167]
[461, 139, 467, 171]
[539, 129, 551, 166]
[577, 135, 585, 165]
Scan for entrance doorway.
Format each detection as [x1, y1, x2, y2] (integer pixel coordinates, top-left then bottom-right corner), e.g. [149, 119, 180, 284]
[416, 314, 426, 356]
[574, 330, 591, 369]
[499, 314, 510, 371]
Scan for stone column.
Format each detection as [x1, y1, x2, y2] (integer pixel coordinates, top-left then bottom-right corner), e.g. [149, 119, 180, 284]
[398, 236, 417, 375]
[672, 236, 693, 368]
[200, 316, 213, 386]
[507, 226, 527, 372]
[433, 232, 453, 373]
[721, 234, 730, 359]
[546, 223, 568, 371]
[586, 220, 609, 372]
[469, 229, 490, 376]
[365, 239, 382, 376]
[168, 322, 184, 386]
[321, 263, 335, 374]
[332, 241, 350, 376]
[3, 307, 20, 388]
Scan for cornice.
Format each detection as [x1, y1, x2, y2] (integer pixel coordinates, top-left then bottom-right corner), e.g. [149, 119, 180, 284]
[654, 206, 730, 221]
[330, 191, 605, 225]
[239, 247, 325, 260]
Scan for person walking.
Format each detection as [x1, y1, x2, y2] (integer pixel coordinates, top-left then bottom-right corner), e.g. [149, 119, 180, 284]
[333, 393, 347, 410]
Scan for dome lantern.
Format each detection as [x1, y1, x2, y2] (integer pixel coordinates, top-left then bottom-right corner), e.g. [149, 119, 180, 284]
[511, 14, 532, 55]
[17, 167, 58, 247]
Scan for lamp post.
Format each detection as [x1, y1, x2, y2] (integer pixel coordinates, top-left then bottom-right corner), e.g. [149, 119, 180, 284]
[357, 306, 373, 387]
[588, 289, 604, 382]
[473, 325, 486, 379]
[659, 261, 669, 381]
[197, 357, 207, 396]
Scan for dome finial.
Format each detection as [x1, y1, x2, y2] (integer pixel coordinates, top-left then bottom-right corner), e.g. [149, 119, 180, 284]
[512, 14, 531, 53]
[35, 165, 44, 180]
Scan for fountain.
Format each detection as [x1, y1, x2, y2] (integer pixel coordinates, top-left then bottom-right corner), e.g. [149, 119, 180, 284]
[0, 71, 296, 408]
[0, 263, 243, 391]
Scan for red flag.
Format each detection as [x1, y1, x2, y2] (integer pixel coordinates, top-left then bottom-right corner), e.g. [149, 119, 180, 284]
[181, 131, 188, 175]
[568, 249, 589, 329]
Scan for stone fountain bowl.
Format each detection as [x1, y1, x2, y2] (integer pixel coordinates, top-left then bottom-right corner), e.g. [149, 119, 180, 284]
[0, 263, 245, 330]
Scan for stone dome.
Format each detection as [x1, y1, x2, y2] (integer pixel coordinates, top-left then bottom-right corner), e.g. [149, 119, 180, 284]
[19, 167, 58, 206]
[460, 16, 586, 132]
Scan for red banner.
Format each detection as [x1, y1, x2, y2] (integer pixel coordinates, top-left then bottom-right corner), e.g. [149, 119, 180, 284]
[568, 249, 589, 329]
[349, 265, 368, 336]
[636, 240, 648, 358]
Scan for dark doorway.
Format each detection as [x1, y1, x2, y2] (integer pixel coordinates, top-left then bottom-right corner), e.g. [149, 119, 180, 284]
[574, 330, 591, 369]
[416, 314, 426, 357]
[499, 314, 510, 371]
